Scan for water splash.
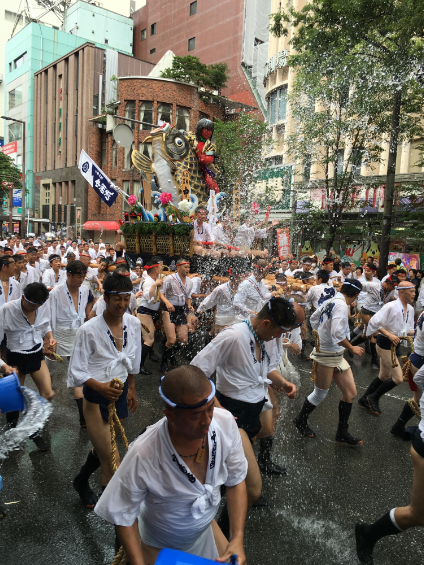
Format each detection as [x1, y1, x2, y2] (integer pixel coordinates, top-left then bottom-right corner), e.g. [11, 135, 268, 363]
[0, 387, 53, 460]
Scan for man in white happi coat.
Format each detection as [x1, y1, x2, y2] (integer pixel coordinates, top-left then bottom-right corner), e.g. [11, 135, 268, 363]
[68, 273, 141, 509]
[233, 259, 278, 314]
[95, 365, 248, 565]
[233, 216, 268, 258]
[48, 260, 94, 427]
[192, 206, 221, 258]
[42, 254, 67, 291]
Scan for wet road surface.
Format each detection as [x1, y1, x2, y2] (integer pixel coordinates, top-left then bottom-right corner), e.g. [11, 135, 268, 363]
[0, 341, 422, 565]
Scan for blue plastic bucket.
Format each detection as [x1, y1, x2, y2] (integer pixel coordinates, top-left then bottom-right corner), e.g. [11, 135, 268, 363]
[0, 372, 25, 413]
[155, 549, 217, 565]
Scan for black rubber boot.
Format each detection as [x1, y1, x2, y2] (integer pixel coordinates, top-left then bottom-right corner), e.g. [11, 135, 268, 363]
[351, 334, 366, 346]
[140, 343, 152, 375]
[358, 378, 383, 409]
[364, 339, 372, 355]
[169, 344, 179, 368]
[0, 502, 6, 519]
[160, 346, 173, 373]
[355, 512, 401, 565]
[367, 378, 398, 415]
[370, 341, 379, 368]
[75, 398, 86, 428]
[293, 398, 317, 438]
[217, 502, 230, 539]
[257, 436, 287, 476]
[149, 347, 159, 363]
[73, 449, 101, 508]
[335, 401, 363, 445]
[5, 410, 19, 429]
[391, 402, 415, 439]
[30, 432, 49, 451]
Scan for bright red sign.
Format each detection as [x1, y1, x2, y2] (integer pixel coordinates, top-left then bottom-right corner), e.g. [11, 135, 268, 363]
[2, 142, 17, 156]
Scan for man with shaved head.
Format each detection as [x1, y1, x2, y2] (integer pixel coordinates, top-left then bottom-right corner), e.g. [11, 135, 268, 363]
[359, 281, 416, 416]
[95, 365, 248, 564]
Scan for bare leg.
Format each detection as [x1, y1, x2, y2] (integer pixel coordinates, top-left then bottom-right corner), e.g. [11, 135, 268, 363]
[137, 313, 155, 347]
[239, 429, 262, 507]
[161, 311, 176, 348]
[175, 324, 189, 345]
[394, 446, 424, 529]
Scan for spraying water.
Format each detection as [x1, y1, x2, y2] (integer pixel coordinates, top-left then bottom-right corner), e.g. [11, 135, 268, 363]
[0, 387, 53, 460]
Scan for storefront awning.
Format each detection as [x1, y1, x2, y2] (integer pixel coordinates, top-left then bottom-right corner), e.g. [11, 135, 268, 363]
[83, 221, 120, 231]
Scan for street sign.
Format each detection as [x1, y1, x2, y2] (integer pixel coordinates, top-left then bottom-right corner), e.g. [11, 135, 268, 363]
[12, 189, 22, 207]
[17, 207, 22, 214]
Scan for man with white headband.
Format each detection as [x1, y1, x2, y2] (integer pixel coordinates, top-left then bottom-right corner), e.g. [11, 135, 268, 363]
[68, 272, 141, 509]
[95, 365, 248, 564]
[359, 281, 415, 416]
[191, 297, 299, 532]
[233, 259, 278, 315]
[294, 279, 365, 445]
[1, 282, 56, 451]
[41, 254, 67, 291]
[48, 260, 94, 428]
[291, 256, 313, 278]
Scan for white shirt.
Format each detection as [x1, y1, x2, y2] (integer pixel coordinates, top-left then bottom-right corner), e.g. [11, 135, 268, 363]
[48, 245, 61, 256]
[16, 271, 28, 292]
[305, 283, 335, 310]
[67, 313, 141, 387]
[42, 269, 67, 289]
[48, 282, 90, 330]
[162, 273, 193, 307]
[13, 243, 24, 253]
[38, 258, 50, 274]
[410, 366, 424, 441]
[94, 408, 247, 551]
[25, 264, 38, 284]
[413, 312, 424, 357]
[66, 247, 79, 259]
[356, 275, 379, 303]
[273, 328, 302, 366]
[366, 299, 414, 338]
[191, 321, 276, 403]
[361, 281, 396, 313]
[0, 298, 52, 353]
[233, 224, 266, 248]
[138, 274, 161, 311]
[310, 292, 350, 352]
[82, 266, 98, 290]
[0, 277, 22, 308]
[284, 268, 299, 278]
[197, 282, 250, 324]
[233, 275, 271, 314]
[417, 285, 424, 310]
[193, 220, 214, 243]
[88, 248, 97, 260]
[211, 224, 232, 247]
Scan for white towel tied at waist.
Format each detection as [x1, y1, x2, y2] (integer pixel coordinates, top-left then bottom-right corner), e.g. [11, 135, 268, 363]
[70, 313, 85, 329]
[255, 377, 272, 388]
[191, 485, 221, 520]
[90, 352, 133, 382]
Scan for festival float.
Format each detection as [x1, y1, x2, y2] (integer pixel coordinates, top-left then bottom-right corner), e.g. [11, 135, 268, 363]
[121, 118, 225, 257]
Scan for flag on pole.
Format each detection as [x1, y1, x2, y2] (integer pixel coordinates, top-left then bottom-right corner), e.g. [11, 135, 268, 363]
[78, 149, 119, 207]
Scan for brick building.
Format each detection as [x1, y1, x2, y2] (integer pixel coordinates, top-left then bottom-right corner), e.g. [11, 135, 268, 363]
[85, 76, 225, 237]
[132, 0, 271, 116]
[33, 42, 154, 236]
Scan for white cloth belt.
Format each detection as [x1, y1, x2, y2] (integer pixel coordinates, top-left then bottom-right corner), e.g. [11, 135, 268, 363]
[191, 484, 220, 520]
[19, 324, 43, 345]
[105, 351, 132, 379]
[255, 377, 272, 388]
[70, 312, 85, 329]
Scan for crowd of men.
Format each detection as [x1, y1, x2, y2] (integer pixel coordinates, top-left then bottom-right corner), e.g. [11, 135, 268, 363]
[0, 225, 423, 565]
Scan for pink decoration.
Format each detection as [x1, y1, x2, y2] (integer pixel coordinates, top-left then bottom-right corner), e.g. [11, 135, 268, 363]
[128, 195, 137, 206]
[159, 192, 173, 205]
[250, 202, 260, 215]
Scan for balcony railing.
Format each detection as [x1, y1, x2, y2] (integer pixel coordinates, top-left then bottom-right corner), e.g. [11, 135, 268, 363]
[264, 50, 288, 80]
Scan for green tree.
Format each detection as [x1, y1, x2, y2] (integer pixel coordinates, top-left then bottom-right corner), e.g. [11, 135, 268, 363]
[160, 56, 229, 92]
[214, 113, 268, 212]
[271, 0, 424, 269]
[0, 151, 22, 203]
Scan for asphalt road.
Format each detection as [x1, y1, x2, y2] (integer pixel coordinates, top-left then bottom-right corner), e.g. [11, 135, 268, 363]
[0, 340, 422, 565]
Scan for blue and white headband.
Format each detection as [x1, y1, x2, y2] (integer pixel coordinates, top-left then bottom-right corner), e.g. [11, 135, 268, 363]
[341, 281, 361, 289]
[159, 376, 216, 409]
[104, 290, 133, 295]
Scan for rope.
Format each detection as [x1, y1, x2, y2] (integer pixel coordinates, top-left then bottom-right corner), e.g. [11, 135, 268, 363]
[310, 329, 320, 382]
[390, 336, 414, 376]
[153, 265, 170, 304]
[108, 378, 129, 565]
[408, 397, 421, 419]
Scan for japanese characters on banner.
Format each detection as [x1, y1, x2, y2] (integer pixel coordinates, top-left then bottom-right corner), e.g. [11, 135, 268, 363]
[276, 227, 290, 258]
[78, 149, 118, 207]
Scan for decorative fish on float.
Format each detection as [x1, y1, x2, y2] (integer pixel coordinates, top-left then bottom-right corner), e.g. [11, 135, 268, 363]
[131, 124, 212, 216]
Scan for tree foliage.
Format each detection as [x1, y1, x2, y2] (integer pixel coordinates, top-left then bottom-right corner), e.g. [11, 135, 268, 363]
[214, 113, 268, 211]
[0, 151, 22, 201]
[160, 56, 229, 92]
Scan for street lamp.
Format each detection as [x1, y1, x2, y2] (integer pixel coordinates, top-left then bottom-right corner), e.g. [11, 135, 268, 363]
[1, 116, 26, 238]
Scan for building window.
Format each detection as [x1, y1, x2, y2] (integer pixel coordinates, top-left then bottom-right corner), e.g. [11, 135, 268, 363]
[122, 181, 130, 212]
[336, 149, 345, 176]
[125, 143, 135, 169]
[267, 86, 287, 125]
[112, 142, 118, 168]
[93, 94, 99, 116]
[158, 104, 172, 124]
[190, 1, 197, 15]
[188, 37, 196, 51]
[8, 122, 22, 142]
[101, 140, 107, 167]
[14, 52, 27, 69]
[8, 86, 22, 109]
[104, 39, 109, 44]
[141, 28, 146, 41]
[150, 48, 156, 55]
[176, 107, 190, 131]
[139, 102, 153, 130]
[151, 22, 156, 35]
[125, 101, 136, 130]
[139, 142, 152, 159]
[133, 181, 140, 199]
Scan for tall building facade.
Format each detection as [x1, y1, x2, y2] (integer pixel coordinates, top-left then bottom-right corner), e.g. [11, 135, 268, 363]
[33, 43, 154, 236]
[132, 0, 270, 116]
